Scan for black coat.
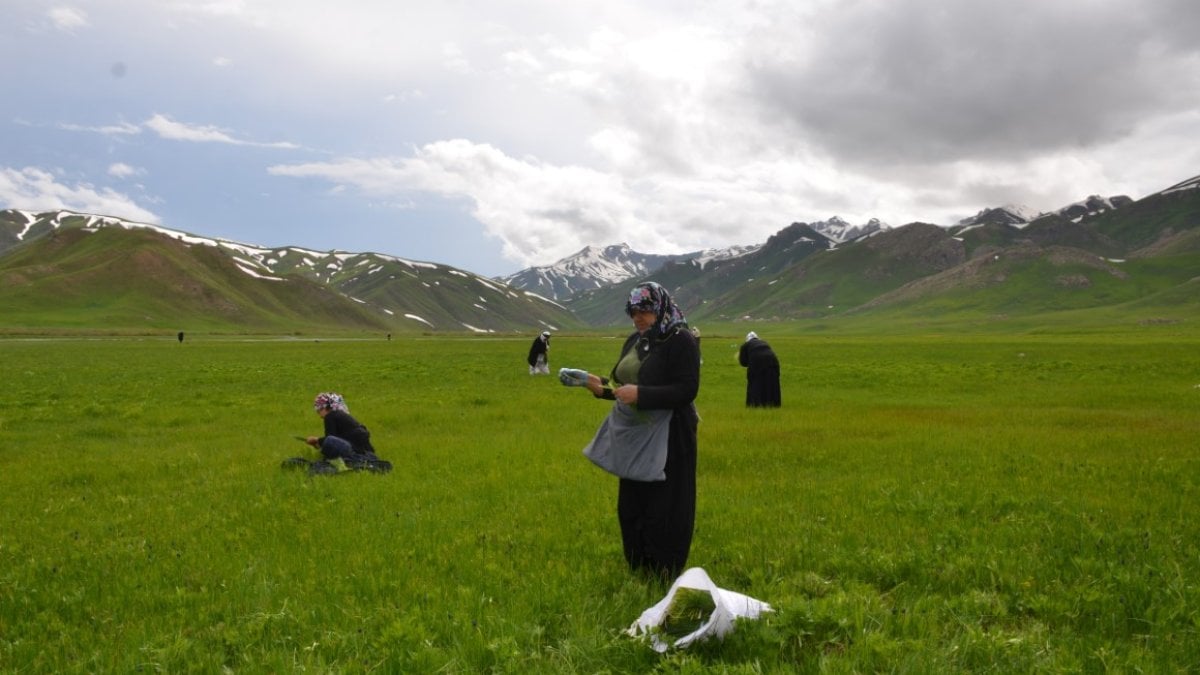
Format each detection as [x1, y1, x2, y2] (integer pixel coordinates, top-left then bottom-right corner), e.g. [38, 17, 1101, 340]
[739, 338, 781, 407]
[527, 335, 549, 366]
[598, 327, 700, 578]
[321, 409, 376, 455]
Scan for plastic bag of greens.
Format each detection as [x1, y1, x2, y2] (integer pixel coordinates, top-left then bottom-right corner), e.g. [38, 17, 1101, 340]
[626, 567, 772, 652]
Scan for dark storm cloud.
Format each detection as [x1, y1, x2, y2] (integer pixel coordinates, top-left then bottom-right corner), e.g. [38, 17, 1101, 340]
[745, 0, 1200, 167]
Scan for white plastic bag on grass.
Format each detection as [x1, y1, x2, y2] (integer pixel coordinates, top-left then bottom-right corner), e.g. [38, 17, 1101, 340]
[626, 567, 772, 652]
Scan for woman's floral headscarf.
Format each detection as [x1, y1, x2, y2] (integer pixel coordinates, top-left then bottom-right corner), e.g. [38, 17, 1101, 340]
[313, 392, 349, 413]
[625, 281, 687, 339]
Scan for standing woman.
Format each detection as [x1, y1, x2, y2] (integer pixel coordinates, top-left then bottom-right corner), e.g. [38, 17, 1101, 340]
[739, 331, 781, 407]
[573, 281, 700, 579]
[527, 330, 551, 374]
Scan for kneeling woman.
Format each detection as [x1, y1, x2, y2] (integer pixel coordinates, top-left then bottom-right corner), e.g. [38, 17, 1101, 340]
[307, 392, 379, 463]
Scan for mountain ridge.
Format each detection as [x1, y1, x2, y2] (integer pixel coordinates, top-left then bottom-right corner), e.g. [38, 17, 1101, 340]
[500, 216, 883, 301]
[561, 176, 1200, 326]
[2, 172, 1197, 332]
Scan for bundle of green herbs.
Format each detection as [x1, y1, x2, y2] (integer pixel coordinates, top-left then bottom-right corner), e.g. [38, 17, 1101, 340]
[658, 587, 716, 639]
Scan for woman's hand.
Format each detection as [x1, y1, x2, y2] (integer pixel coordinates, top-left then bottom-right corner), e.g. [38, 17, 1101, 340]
[585, 373, 605, 396]
[614, 384, 638, 405]
[306, 436, 319, 447]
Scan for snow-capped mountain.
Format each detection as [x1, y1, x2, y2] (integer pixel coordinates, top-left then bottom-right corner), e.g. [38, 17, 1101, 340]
[499, 218, 883, 301]
[1052, 195, 1133, 223]
[498, 243, 746, 300]
[950, 194, 1134, 234]
[955, 204, 1043, 229]
[808, 216, 887, 242]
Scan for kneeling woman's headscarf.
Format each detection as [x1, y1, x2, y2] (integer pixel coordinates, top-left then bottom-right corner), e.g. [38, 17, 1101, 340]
[313, 392, 349, 413]
[625, 281, 687, 340]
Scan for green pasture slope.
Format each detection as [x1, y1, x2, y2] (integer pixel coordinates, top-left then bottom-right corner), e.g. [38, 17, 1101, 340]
[1, 329, 1197, 673]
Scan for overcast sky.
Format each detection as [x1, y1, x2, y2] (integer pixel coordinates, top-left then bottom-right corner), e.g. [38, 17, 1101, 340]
[3, 0, 1198, 276]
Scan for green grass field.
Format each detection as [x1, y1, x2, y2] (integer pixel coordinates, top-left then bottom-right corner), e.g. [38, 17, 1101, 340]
[1, 330, 1197, 673]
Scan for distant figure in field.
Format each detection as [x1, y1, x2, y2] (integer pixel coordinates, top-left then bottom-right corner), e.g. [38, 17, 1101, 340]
[691, 326, 702, 363]
[177, 331, 184, 343]
[739, 331, 781, 407]
[527, 330, 551, 374]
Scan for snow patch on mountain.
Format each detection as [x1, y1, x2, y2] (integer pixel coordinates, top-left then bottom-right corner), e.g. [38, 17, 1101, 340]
[236, 263, 284, 281]
[523, 290, 566, 309]
[13, 210, 38, 240]
[691, 244, 761, 270]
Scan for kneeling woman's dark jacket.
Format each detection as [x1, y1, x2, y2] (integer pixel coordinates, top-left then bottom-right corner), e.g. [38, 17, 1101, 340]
[321, 409, 376, 456]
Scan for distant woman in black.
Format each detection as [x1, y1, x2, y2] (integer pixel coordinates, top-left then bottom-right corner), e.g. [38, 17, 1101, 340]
[739, 331, 781, 407]
[527, 330, 551, 374]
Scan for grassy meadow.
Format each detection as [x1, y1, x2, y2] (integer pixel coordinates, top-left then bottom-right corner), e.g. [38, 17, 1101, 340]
[1, 329, 1198, 673]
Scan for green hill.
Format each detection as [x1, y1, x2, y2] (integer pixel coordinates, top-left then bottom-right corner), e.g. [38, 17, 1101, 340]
[0, 217, 581, 335]
[0, 227, 392, 334]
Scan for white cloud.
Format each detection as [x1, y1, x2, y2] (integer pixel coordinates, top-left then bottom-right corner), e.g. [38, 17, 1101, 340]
[268, 140, 849, 267]
[441, 43, 472, 74]
[144, 114, 299, 149]
[144, 114, 243, 143]
[383, 90, 427, 103]
[177, 0, 249, 18]
[58, 122, 141, 136]
[502, 49, 543, 76]
[270, 142, 641, 266]
[0, 167, 159, 224]
[48, 7, 88, 32]
[107, 163, 143, 179]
